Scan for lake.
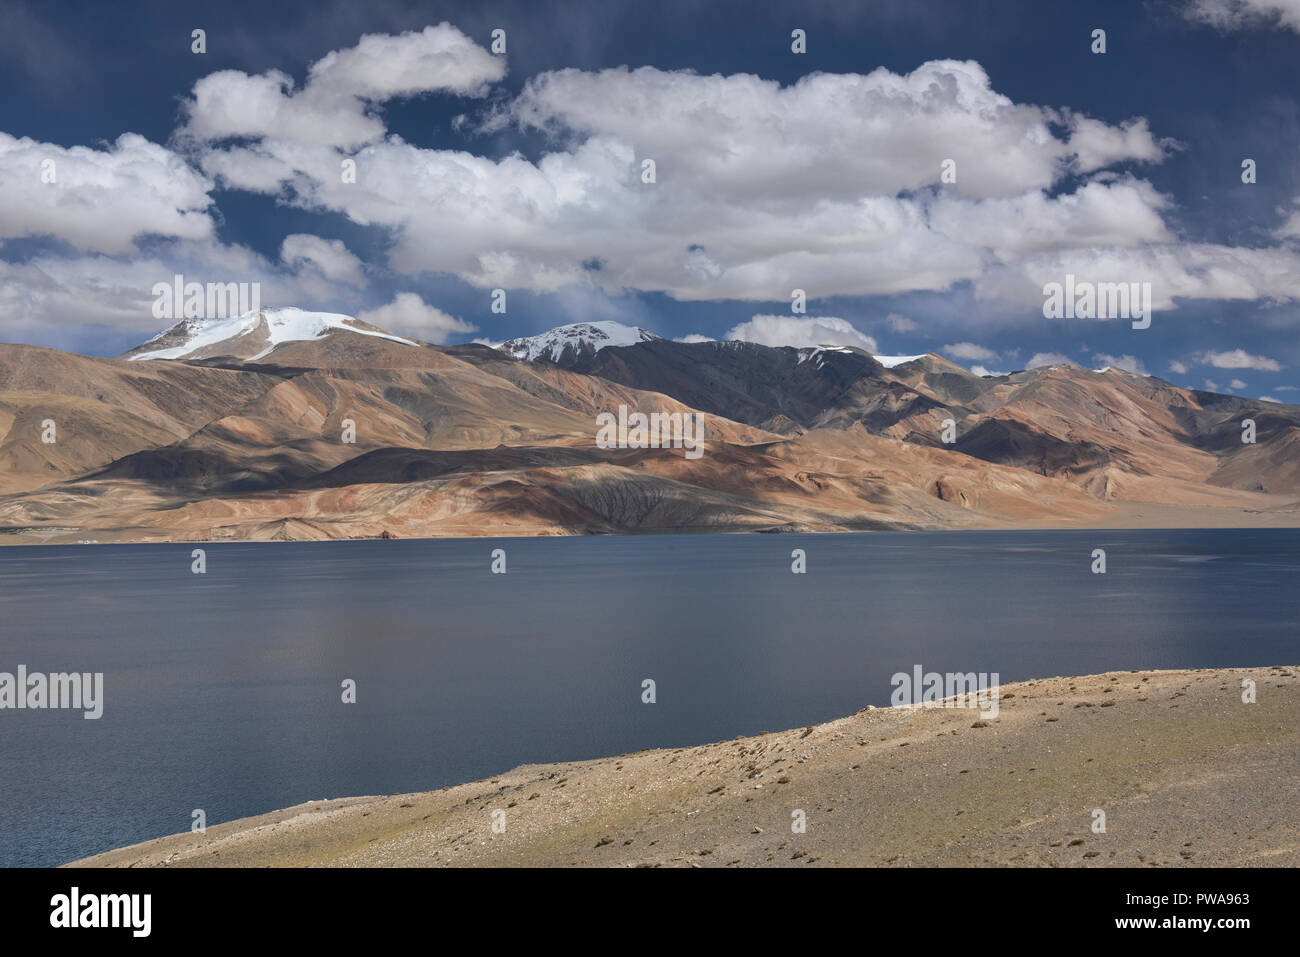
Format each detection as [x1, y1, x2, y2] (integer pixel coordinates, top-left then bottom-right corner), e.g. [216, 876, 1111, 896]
[1, 529, 1297, 866]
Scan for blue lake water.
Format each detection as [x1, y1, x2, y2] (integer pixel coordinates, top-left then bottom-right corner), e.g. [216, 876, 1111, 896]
[1, 529, 1297, 866]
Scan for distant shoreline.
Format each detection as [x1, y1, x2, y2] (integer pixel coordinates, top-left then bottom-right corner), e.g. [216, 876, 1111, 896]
[7, 501, 1300, 547]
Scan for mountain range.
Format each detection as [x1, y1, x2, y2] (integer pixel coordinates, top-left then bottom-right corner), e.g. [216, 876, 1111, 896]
[1, 308, 1296, 544]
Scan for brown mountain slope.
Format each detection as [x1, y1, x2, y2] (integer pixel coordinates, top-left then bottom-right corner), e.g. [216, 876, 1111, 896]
[954, 367, 1300, 502]
[1211, 424, 1300, 494]
[4, 327, 1300, 544]
[0, 345, 279, 493]
[501, 332, 1300, 504]
[0, 427, 1117, 543]
[85, 355, 780, 498]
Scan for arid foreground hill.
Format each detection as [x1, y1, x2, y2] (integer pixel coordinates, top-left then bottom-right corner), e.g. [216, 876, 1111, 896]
[2, 310, 1299, 544]
[69, 667, 1300, 867]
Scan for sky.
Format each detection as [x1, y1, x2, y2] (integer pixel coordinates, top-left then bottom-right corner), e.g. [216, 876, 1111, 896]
[1, 0, 1299, 400]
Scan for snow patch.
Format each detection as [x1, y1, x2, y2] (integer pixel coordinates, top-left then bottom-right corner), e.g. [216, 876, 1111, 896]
[872, 354, 928, 368]
[797, 345, 858, 368]
[129, 307, 418, 361]
[499, 321, 660, 362]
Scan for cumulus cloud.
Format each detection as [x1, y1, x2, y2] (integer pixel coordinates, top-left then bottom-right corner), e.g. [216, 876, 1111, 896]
[1067, 116, 1172, 173]
[1169, 359, 1189, 374]
[928, 178, 1172, 261]
[1093, 353, 1148, 374]
[179, 24, 504, 149]
[0, 132, 214, 254]
[10, 28, 1300, 353]
[943, 341, 998, 361]
[1199, 348, 1282, 371]
[355, 292, 476, 342]
[674, 333, 715, 343]
[191, 57, 1185, 302]
[305, 23, 505, 101]
[1181, 0, 1300, 33]
[1229, 377, 1248, 389]
[0, 234, 384, 349]
[976, 242, 1300, 311]
[1204, 379, 1221, 391]
[1274, 199, 1300, 238]
[497, 62, 1168, 200]
[1027, 352, 1072, 368]
[280, 234, 365, 285]
[969, 364, 1009, 377]
[725, 315, 878, 352]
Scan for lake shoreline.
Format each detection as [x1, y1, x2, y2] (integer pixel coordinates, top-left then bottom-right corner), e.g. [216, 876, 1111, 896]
[68, 666, 1299, 868]
[8, 499, 1300, 547]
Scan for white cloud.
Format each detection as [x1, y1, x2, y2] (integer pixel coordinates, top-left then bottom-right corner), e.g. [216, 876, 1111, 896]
[943, 341, 998, 361]
[0, 132, 214, 254]
[208, 141, 1177, 303]
[1199, 348, 1282, 371]
[181, 69, 380, 148]
[674, 333, 715, 343]
[192, 58, 1182, 302]
[1182, 0, 1300, 33]
[1274, 199, 1300, 238]
[355, 292, 476, 343]
[1259, 395, 1283, 403]
[498, 61, 1167, 200]
[1067, 116, 1172, 173]
[280, 234, 364, 285]
[929, 177, 1172, 262]
[12, 33, 1300, 353]
[1093, 353, 1148, 375]
[179, 24, 504, 149]
[969, 364, 1008, 377]
[305, 23, 505, 101]
[1204, 379, 1221, 391]
[0, 237, 373, 347]
[1027, 352, 1072, 368]
[726, 315, 877, 352]
[1169, 359, 1188, 374]
[1229, 378, 1248, 389]
[199, 144, 301, 193]
[976, 242, 1300, 311]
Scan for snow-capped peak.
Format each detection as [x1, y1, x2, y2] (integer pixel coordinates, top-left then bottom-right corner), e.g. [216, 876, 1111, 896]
[126, 307, 418, 361]
[498, 321, 661, 363]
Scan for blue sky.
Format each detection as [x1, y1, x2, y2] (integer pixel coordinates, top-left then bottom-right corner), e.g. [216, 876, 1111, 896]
[1, 0, 1298, 399]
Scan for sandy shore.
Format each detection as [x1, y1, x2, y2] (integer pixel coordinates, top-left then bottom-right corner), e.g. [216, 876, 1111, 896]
[69, 667, 1298, 868]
